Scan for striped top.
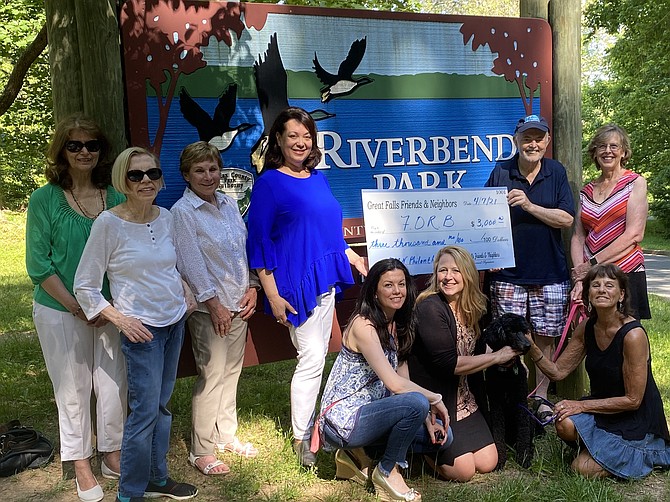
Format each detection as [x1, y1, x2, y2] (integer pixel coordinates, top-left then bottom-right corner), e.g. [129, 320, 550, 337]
[580, 170, 644, 273]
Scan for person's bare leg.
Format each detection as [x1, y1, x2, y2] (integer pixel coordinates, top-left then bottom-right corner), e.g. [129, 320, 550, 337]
[102, 450, 121, 473]
[74, 458, 97, 491]
[572, 450, 610, 478]
[555, 417, 578, 442]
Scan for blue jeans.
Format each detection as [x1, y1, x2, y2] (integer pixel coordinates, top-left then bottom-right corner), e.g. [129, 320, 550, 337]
[118, 316, 186, 498]
[323, 392, 453, 476]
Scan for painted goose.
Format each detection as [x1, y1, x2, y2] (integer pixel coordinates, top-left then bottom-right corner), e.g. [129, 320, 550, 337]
[179, 84, 253, 152]
[251, 33, 334, 173]
[313, 37, 373, 103]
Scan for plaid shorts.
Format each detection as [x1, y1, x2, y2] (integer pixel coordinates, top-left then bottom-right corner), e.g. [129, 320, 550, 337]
[489, 280, 570, 337]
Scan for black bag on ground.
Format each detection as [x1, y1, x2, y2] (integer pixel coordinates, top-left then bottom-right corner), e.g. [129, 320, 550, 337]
[0, 423, 55, 477]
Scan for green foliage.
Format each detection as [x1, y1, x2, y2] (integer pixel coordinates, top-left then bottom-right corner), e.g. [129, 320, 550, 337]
[0, 0, 51, 209]
[584, 0, 670, 227]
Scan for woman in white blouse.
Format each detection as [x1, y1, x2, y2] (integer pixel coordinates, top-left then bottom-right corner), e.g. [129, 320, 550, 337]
[171, 142, 259, 476]
[74, 147, 198, 502]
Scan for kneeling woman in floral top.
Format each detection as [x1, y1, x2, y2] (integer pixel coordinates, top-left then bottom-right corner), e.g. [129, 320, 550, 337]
[320, 259, 451, 502]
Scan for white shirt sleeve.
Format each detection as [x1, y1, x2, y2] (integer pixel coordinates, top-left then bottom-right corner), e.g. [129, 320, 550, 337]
[74, 212, 115, 320]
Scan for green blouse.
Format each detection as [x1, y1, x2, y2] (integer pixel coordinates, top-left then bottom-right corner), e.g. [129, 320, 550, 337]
[26, 183, 125, 312]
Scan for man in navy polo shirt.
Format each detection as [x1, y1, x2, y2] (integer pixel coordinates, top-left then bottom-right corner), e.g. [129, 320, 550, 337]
[485, 115, 574, 419]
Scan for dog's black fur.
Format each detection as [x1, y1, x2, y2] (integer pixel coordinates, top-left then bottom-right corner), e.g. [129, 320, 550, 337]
[478, 313, 534, 470]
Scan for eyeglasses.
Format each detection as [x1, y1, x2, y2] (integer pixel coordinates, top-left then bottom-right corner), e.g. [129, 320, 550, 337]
[126, 168, 163, 182]
[518, 395, 557, 427]
[596, 143, 621, 153]
[65, 140, 101, 153]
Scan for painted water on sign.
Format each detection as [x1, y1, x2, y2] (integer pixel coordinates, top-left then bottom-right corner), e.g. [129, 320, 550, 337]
[152, 95, 540, 218]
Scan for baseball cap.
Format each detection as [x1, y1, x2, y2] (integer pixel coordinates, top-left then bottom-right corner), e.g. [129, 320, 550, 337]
[515, 115, 549, 134]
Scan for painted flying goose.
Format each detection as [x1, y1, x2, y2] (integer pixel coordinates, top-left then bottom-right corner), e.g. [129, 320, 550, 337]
[179, 84, 253, 152]
[313, 37, 373, 103]
[251, 33, 334, 173]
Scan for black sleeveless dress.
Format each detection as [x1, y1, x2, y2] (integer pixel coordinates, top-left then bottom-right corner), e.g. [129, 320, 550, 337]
[570, 319, 670, 479]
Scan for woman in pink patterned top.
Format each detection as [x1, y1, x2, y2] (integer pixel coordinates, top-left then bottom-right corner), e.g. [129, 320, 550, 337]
[570, 124, 650, 319]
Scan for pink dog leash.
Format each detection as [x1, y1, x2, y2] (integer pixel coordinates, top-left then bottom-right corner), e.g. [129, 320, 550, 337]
[527, 301, 586, 398]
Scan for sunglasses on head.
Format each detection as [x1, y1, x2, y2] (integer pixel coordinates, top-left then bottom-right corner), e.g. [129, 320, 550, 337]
[126, 168, 163, 182]
[518, 394, 557, 427]
[65, 140, 101, 153]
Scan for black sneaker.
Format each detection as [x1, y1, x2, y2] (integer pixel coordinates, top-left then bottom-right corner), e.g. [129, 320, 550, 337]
[116, 497, 147, 502]
[144, 478, 198, 500]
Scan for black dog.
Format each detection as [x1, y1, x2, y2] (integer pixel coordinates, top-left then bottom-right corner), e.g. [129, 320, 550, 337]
[479, 313, 534, 470]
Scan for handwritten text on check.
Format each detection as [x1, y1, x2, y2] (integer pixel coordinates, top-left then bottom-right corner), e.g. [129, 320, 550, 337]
[362, 188, 515, 275]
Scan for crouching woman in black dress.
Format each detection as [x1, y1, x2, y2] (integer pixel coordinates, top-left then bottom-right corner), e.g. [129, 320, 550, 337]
[409, 246, 520, 481]
[527, 263, 670, 479]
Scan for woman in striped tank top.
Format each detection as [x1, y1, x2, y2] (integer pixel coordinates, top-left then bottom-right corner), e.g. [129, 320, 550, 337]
[570, 124, 650, 319]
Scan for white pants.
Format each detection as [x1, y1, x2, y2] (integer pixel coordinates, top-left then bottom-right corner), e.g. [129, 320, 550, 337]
[288, 288, 335, 440]
[188, 311, 247, 455]
[33, 302, 127, 461]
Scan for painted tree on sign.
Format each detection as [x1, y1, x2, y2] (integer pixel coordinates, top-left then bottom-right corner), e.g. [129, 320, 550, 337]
[121, 0, 245, 154]
[460, 18, 550, 115]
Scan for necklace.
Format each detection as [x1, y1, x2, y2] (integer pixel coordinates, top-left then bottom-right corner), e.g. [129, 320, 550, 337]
[69, 188, 105, 219]
[596, 172, 622, 198]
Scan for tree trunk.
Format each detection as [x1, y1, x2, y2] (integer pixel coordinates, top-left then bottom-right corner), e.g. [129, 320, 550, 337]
[45, 0, 84, 121]
[46, 0, 127, 156]
[520, 0, 549, 19]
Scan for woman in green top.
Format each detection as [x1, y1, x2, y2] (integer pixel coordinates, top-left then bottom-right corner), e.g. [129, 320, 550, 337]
[26, 114, 126, 502]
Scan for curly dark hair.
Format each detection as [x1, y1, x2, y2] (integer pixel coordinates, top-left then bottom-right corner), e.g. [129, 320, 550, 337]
[263, 107, 321, 172]
[45, 114, 112, 189]
[349, 258, 416, 361]
[582, 263, 633, 318]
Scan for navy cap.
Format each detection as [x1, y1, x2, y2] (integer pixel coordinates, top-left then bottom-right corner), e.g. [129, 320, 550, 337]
[515, 115, 549, 134]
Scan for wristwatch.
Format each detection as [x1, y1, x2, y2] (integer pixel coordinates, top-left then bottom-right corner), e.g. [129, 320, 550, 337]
[589, 256, 598, 265]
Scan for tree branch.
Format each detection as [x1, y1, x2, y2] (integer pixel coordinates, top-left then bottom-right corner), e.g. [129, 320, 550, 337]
[0, 23, 48, 117]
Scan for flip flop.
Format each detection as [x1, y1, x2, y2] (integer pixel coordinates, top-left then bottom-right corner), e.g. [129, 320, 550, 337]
[217, 437, 259, 458]
[188, 452, 230, 476]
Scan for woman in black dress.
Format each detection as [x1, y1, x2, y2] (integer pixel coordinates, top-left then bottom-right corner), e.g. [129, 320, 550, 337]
[527, 264, 670, 479]
[409, 246, 519, 481]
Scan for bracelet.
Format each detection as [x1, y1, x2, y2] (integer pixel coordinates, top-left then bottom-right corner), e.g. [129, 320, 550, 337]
[429, 393, 442, 406]
[71, 306, 82, 317]
[532, 353, 544, 364]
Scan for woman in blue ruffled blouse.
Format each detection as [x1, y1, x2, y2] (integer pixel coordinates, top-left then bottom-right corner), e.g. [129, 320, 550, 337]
[246, 107, 367, 467]
[320, 259, 451, 502]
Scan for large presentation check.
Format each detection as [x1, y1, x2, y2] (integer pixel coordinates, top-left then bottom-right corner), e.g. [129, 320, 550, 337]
[362, 188, 515, 275]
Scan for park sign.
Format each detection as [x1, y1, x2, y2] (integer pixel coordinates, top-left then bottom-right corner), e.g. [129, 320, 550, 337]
[120, 1, 552, 242]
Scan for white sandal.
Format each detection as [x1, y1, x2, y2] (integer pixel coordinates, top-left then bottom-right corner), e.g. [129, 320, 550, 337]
[216, 437, 259, 458]
[188, 452, 230, 476]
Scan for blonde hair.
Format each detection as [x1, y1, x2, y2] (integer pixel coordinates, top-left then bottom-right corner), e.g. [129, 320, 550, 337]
[417, 246, 487, 333]
[111, 147, 163, 195]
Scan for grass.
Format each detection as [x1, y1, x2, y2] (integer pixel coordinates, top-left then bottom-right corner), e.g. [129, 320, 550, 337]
[642, 219, 670, 252]
[1, 209, 670, 501]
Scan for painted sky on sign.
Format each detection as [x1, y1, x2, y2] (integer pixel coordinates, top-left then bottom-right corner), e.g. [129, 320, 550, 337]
[201, 13, 498, 76]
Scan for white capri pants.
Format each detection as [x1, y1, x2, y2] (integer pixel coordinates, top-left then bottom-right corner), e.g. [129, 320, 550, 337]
[33, 302, 127, 461]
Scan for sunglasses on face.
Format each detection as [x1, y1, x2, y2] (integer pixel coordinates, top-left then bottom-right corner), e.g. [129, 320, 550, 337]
[518, 394, 557, 427]
[126, 168, 163, 182]
[65, 140, 101, 153]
